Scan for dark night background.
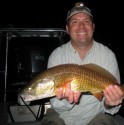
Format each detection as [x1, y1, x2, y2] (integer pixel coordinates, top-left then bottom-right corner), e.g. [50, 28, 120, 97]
[0, 0, 124, 83]
[1, 0, 124, 120]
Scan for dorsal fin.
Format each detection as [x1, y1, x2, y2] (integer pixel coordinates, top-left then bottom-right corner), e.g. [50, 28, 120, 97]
[80, 63, 118, 83]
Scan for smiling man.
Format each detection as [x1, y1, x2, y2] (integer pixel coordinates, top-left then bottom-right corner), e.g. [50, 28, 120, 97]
[46, 2, 124, 125]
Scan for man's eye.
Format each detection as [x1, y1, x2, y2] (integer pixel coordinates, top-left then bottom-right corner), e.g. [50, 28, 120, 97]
[71, 20, 79, 24]
[85, 20, 91, 24]
[73, 21, 77, 23]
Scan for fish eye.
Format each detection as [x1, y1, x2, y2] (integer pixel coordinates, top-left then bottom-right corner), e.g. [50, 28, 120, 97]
[29, 87, 32, 91]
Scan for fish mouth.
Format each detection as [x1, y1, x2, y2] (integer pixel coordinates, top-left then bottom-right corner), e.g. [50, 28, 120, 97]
[20, 94, 37, 102]
[20, 92, 54, 102]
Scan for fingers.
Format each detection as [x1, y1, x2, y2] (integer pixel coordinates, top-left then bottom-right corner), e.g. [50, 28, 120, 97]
[64, 83, 71, 98]
[73, 91, 81, 103]
[114, 85, 124, 98]
[67, 89, 74, 103]
[56, 83, 81, 103]
[104, 85, 124, 106]
[56, 87, 64, 99]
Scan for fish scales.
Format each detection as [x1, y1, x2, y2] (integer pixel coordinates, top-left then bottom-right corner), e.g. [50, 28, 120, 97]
[20, 63, 124, 102]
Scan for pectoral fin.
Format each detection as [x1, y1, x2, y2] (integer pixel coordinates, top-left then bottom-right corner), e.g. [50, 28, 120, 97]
[91, 91, 103, 101]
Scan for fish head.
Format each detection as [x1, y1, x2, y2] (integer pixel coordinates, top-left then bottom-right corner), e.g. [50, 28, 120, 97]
[20, 78, 55, 102]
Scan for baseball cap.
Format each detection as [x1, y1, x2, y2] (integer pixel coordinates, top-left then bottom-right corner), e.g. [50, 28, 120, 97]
[67, 2, 93, 20]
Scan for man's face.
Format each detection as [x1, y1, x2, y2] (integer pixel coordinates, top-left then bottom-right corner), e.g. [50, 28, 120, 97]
[66, 13, 94, 46]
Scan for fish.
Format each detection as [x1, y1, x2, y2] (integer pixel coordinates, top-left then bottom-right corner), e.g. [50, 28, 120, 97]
[20, 63, 124, 102]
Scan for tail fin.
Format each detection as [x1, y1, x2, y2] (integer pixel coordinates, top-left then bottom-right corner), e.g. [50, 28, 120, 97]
[121, 84, 124, 105]
[120, 84, 124, 93]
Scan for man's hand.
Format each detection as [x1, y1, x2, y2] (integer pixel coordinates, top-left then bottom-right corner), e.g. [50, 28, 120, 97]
[104, 85, 124, 108]
[56, 83, 81, 103]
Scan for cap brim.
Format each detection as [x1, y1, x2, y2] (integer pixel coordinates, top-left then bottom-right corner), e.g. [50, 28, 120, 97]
[67, 10, 92, 20]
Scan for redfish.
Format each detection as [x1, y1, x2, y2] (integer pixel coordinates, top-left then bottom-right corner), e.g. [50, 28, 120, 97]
[20, 63, 124, 102]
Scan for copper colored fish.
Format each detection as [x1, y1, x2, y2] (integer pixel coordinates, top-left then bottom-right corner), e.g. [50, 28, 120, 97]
[20, 63, 124, 102]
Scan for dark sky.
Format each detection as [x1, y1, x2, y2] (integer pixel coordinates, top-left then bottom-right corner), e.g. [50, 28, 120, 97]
[0, 0, 123, 46]
[1, 0, 123, 55]
[1, 0, 123, 28]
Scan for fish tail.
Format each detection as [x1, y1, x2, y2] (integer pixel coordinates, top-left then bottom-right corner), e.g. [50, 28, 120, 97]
[120, 84, 124, 93]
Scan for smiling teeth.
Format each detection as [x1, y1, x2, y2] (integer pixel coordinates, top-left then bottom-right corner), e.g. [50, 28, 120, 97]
[77, 32, 85, 34]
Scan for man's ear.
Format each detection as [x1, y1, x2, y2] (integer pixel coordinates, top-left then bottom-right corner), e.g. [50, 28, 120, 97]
[66, 25, 69, 34]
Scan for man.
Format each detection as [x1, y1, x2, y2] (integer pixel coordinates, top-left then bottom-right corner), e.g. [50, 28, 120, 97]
[46, 2, 124, 125]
